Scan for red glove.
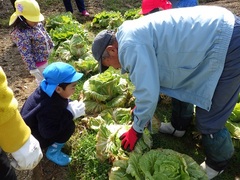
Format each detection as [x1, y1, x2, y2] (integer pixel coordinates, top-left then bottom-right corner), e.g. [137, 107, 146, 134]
[119, 126, 142, 152]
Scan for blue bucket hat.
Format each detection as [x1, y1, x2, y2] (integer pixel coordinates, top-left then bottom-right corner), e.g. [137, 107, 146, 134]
[40, 62, 83, 97]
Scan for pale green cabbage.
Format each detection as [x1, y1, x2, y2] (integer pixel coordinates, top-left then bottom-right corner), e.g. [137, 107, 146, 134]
[69, 34, 89, 59]
[109, 149, 208, 180]
[83, 68, 134, 114]
[74, 56, 98, 76]
[96, 124, 152, 162]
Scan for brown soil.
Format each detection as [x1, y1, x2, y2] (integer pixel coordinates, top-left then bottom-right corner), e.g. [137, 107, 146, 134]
[0, 0, 240, 179]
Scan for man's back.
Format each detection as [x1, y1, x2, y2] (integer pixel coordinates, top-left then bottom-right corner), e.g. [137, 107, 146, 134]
[116, 6, 235, 110]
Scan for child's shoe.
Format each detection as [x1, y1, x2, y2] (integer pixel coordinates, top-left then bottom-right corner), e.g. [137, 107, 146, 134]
[81, 10, 89, 16]
[46, 143, 71, 166]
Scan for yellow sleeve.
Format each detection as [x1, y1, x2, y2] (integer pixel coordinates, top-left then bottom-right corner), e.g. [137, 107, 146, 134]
[0, 67, 31, 153]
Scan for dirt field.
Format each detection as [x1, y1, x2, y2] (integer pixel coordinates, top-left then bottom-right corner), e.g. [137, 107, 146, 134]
[0, 0, 240, 179]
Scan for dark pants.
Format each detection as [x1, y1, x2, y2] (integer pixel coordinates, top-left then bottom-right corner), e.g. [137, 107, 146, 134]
[62, 0, 85, 13]
[0, 149, 17, 180]
[196, 16, 240, 171]
[34, 121, 75, 149]
[171, 98, 194, 130]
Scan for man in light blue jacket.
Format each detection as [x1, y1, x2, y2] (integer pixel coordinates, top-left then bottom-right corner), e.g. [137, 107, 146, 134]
[92, 6, 240, 179]
[140, 0, 199, 141]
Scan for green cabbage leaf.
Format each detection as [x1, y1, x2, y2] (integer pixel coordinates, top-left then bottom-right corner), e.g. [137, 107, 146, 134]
[96, 124, 152, 162]
[74, 56, 98, 76]
[109, 149, 208, 180]
[226, 102, 240, 148]
[83, 68, 134, 114]
[69, 34, 89, 59]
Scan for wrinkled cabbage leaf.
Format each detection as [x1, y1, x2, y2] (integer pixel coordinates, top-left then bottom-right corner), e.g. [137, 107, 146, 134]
[83, 68, 134, 114]
[74, 56, 98, 76]
[109, 149, 208, 180]
[96, 124, 152, 162]
[70, 34, 89, 59]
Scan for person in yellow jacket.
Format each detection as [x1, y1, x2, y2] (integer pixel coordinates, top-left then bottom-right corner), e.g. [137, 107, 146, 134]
[0, 67, 43, 179]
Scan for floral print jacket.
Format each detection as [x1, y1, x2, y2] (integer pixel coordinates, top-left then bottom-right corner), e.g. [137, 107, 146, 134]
[10, 23, 54, 70]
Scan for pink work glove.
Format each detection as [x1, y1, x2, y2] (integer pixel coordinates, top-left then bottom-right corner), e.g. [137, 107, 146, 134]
[119, 126, 142, 152]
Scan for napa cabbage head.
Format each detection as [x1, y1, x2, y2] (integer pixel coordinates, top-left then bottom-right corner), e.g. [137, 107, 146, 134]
[109, 149, 208, 180]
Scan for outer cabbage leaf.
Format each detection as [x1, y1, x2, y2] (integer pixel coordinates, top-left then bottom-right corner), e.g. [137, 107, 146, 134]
[112, 108, 132, 124]
[123, 8, 142, 20]
[88, 73, 120, 98]
[106, 94, 128, 108]
[133, 129, 152, 154]
[49, 22, 84, 44]
[81, 115, 107, 130]
[83, 68, 133, 113]
[54, 40, 72, 61]
[74, 56, 98, 76]
[232, 137, 240, 149]
[139, 149, 207, 180]
[226, 121, 240, 138]
[84, 100, 106, 114]
[126, 153, 144, 180]
[109, 149, 208, 180]
[91, 11, 124, 30]
[96, 124, 129, 161]
[84, 86, 109, 102]
[182, 153, 209, 180]
[226, 103, 240, 148]
[96, 124, 152, 162]
[100, 108, 115, 122]
[45, 12, 75, 31]
[100, 108, 132, 125]
[83, 72, 120, 101]
[228, 103, 240, 123]
[109, 160, 134, 180]
[69, 34, 89, 59]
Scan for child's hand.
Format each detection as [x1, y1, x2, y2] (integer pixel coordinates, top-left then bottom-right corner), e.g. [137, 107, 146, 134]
[67, 100, 85, 119]
[29, 69, 43, 85]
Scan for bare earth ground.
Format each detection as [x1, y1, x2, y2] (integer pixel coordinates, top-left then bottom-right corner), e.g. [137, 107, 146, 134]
[0, 0, 240, 179]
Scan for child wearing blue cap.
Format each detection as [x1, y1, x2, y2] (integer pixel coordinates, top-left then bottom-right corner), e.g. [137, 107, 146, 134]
[20, 62, 85, 166]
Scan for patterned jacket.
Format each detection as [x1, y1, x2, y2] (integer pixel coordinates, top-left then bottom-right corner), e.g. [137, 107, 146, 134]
[10, 23, 54, 70]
